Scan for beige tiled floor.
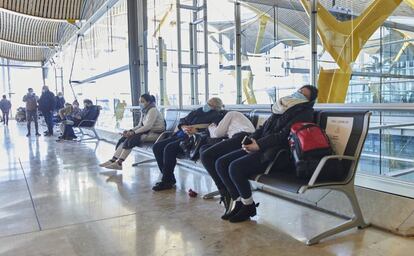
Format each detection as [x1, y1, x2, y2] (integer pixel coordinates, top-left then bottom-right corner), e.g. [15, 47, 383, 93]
[0, 122, 413, 256]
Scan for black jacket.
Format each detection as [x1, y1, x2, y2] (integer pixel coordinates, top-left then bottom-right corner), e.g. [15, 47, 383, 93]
[76, 105, 100, 127]
[55, 96, 65, 111]
[38, 91, 56, 112]
[250, 102, 315, 162]
[177, 107, 224, 130]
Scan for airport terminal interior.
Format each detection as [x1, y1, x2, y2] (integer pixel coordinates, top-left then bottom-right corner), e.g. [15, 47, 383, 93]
[1, 0, 414, 255]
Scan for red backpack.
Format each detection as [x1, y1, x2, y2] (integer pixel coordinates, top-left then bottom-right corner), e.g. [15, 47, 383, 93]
[289, 122, 333, 178]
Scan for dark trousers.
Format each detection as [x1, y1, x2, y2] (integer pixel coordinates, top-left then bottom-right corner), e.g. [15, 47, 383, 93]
[199, 132, 248, 192]
[152, 136, 183, 183]
[216, 149, 270, 200]
[2, 111, 9, 125]
[26, 110, 39, 134]
[42, 110, 54, 134]
[116, 134, 142, 149]
[62, 120, 80, 139]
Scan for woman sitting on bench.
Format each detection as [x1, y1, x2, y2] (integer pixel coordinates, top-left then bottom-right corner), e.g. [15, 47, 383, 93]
[215, 85, 318, 223]
[100, 94, 165, 170]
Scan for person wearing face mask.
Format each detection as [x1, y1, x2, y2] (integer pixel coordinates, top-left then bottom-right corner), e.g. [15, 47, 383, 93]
[23, 88, 40, 137]
[100, 94, 165, 170]
[151, 97, 225, 191]
[215, 85, 318, 223]
[38, 86, 57, 136]
[57, 99, 100, 141]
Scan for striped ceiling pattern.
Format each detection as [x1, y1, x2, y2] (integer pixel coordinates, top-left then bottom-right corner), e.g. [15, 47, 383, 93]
[0, 9, 77, 46]
[0, 0, 84, 20]
[0, 39, 55, 62]
[0, 0, 110, 62]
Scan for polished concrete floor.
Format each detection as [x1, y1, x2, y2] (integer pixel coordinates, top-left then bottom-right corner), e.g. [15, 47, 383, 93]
[0, 121, 413, 256]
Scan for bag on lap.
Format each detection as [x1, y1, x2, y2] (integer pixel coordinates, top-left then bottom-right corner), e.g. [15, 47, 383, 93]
[289, 122, 333, 179]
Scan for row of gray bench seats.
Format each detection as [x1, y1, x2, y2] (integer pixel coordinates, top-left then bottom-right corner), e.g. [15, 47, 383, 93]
[131, 107, 371, 245]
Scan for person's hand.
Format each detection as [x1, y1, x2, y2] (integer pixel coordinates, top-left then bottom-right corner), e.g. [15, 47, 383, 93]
[242, 139, 260, 153]
[184, 126, 197, 135]
[208, 123, 217, 128]
[122, 130, 128, 137]
[126, 131, 135, 137]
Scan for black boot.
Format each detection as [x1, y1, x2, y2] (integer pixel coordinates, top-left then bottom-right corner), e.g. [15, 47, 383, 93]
[229, 202, 258, 223]
[221, 201, 242, 220]
[219, 189, 232, 213]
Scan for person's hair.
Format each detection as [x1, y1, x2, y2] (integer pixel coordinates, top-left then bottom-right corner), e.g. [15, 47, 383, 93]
[2, 95, 6, 99]
[140, 93, 156, 104]
[28, 88, 33, 91]
[300, 85, 318, 102]
[83, 99, 93, 105]
[208, 97, 224, 110]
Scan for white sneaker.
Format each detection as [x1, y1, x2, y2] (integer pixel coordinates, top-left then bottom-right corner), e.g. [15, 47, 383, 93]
[99, 160, 114, 167]
[105, 162, 123, 170]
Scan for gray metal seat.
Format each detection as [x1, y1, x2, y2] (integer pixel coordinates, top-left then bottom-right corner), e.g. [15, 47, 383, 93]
[253, 110, 371, 245]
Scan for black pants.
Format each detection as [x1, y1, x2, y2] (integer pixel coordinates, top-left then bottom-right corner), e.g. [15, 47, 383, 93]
[152, 136, 183, 184]
[199, 132, 248, 192]
[42, 110, 54, 134]
[116, 134, 142, 149]
[26, 110, 39, 134]
[2, 111, 9, 125]
[216, 149, 270, 200]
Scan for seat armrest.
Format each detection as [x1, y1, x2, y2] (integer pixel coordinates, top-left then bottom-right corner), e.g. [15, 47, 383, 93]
[155, 131, 174, 143]
[77, 119, 97, 127]
[298, 155, 356, 193]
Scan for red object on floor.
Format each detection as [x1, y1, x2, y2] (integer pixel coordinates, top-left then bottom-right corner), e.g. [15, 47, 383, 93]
[188, 189, 198, 197]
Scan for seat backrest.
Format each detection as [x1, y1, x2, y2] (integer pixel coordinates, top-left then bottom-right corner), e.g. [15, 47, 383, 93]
[251, 110, 272, 129]
[164, 109, 180, 132]
[316, 110, 371, 181]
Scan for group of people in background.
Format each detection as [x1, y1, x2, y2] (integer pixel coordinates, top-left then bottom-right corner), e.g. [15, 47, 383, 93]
[20, 86, 100, 142]
[99, 85, 318, 223]
[22, 86, 65, 137]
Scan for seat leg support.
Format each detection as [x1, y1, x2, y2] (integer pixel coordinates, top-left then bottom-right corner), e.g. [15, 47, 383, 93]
[202, 190, 220, 200]
[132, 159, 157, 167]
[306, 184, 368, 246]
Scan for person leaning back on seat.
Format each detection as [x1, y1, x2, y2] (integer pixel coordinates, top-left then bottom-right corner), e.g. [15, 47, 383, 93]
[199, 111, 256, 213]
[57, 99, 99, 141]
[214, 85, 318, 223]
[99, 94, 165, 170]
[152, 97, 225, 191]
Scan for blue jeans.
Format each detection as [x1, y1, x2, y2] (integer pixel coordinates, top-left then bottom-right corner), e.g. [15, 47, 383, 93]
[216, 149, 269, 200]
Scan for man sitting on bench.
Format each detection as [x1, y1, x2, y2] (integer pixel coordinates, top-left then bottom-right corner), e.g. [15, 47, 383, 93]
[152, 97, 225, 191]
[215, 85, 318, 223]
[58, 99, 99, 141]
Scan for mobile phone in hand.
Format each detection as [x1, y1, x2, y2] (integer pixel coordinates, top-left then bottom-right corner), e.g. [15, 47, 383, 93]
[241, 136, 253, 145]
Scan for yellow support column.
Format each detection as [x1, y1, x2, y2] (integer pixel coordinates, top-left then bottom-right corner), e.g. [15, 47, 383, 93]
[300, 0, 403, 103]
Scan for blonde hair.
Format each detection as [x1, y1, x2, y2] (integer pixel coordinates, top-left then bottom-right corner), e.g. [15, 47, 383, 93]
[208, 97, 223, 110]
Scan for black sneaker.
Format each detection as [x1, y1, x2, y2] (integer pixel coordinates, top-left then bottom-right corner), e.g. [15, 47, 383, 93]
[26, 133, 31, 137]
[221, 201, 243, 220]
[152, 182, 175, 191]
[229, 202, 259, 223]
[35, 133, 41, 136]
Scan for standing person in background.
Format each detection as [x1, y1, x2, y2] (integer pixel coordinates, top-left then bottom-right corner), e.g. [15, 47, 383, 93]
[23, 88, 40, 137]
[55, 92, 65, 111]
[38, 86, 56, 136]
[0, 95, 11, 126]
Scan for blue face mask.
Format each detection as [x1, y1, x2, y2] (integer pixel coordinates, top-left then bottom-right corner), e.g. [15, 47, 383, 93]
[139, 103, 146, 109]
[291, 91, 308, 101]
[202, 104, 211, 112]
